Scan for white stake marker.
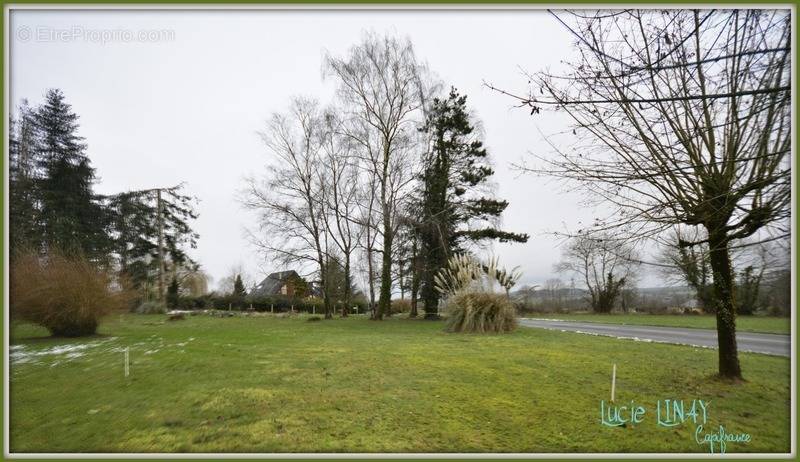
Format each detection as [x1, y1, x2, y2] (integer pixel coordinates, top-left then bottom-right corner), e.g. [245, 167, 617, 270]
[124, 347, 130, 378]
[611, 363, 616, 402]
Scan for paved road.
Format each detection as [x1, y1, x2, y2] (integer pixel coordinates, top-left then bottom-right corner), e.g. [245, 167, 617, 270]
[519, 318, 791, 357]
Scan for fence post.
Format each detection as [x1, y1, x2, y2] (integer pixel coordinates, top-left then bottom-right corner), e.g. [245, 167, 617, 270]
[124, 347, 130, 378]
[611, 364, 617, 402]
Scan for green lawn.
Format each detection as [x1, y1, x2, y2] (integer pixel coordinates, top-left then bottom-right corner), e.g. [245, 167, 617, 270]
[10, 314, 790, 453]
[526, 313, 791, 335]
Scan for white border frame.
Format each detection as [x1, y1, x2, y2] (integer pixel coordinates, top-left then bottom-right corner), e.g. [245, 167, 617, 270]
[3, 3, 796, 459]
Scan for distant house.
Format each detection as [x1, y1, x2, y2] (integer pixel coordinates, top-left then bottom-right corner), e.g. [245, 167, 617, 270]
[250, 270, 308, 298]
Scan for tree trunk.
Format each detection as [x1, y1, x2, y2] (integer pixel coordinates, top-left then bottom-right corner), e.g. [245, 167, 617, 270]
[399, 261, 405, 299]
[421, 264, 439, 319]
[377, 216, 392, 320]
[341, 255, 351, 317]
[707, 233, 742, 379]
[156, 189, 165, 303]
[376, 144, 392, 321]
[409, 237, 419, 318]
[420, 223, 441, 319]
[366, 242, 376, 319]
[318, 257, 332, 320]
[323, 291, 332, 319]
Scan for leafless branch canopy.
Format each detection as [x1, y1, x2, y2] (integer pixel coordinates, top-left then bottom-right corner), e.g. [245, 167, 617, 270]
[489, 9, 791, 250]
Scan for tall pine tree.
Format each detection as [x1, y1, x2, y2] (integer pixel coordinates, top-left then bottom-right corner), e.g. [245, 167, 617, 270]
[416, 88, 528, 318]
[233, 274, 246, 297]
[32, 89, 110, 261]
[9, 100, 42, 254]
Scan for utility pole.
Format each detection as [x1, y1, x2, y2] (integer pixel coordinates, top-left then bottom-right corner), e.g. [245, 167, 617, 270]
[157, 189, 166, 303]
[129, 185, 171, 303]
[112, 182, 194, 305]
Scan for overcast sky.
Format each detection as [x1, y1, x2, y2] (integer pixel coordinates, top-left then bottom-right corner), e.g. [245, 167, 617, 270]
[10, 8, 659, 291]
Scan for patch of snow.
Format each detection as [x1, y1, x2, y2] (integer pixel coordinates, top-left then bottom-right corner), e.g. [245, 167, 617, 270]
[11, 337, 118, 366]
[167, 310, 195, 315]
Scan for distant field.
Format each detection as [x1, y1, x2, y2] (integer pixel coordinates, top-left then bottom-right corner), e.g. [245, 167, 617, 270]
[526, 313, 791, 335]
[10, 314, 790, 453]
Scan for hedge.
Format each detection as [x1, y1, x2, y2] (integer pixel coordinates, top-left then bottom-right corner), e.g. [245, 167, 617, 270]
[173, 293, 368, 314]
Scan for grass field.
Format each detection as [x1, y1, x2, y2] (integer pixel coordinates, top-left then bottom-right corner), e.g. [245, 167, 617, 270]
[10, 314, 790, 453]
[526, 313, 791, 335]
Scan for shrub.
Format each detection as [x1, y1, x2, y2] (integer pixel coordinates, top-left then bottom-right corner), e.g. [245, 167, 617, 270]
[443, 292, 518, 333]
[175, 295, 210, 310]
[243, 295, 321, 313]
[136, 301, 167, 314]
[389, 299, 411, 316]
[435, 254, 522, 296]
[11, 252, 132, 337]
[436, 254, 521, 334]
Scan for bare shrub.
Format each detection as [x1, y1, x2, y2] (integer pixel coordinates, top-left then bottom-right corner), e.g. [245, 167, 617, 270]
[10, 252, 132, 337]
[389, 299, 412, 316]
[136, 301, 167, 314]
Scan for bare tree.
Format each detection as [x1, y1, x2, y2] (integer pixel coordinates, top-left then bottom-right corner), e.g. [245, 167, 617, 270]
[320, 110, 363, 317]
[217, 262, 251, 296]
[174, 264, 210, 297]
[242, 96, 333, 318]
[355, 171, 380, 317]
[556, 234, 639, 313]
[324, 32, 429, 320]
[542, 278, 565, 310]
[490, 9, 790, 379]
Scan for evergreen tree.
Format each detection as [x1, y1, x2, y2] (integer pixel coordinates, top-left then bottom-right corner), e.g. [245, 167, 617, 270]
[166, 275, 180, 309]
[736, 266, 764, 316]
[233, 274, 246, 297]
[32, 89, 110, 261]
[105, 184, 199, 300]
[416, 88, 528, 318]
[322, 255, 359, 314]
[9, 100, 42, 254]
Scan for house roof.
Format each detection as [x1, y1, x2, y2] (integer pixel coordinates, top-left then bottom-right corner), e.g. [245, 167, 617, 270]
[250, 270, 300, 297]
